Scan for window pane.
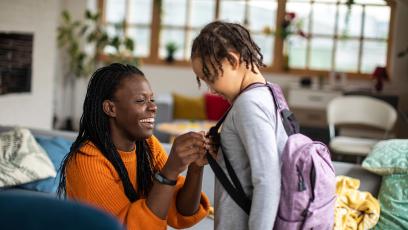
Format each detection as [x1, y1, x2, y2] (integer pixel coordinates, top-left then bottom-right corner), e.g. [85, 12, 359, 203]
[128, 27, 151, 57]
[355, 0, 387, 5]
[312, 3, 336, 36]
[160, 29, 185, 60]
[361, 41, 387, 73]
[335, 39, 359, 72]
[338, 5, 362, 38]
[105, 0, 126, 23]
[248, 1, 277, 31]
[129, 0, 152, 24]
[162, 0, 187, 26]
[191, 0, 215, 27]
[220, 0, 246, 24]
[103, 25, 117, 54]
[187, 29, 200, 58]
[286, 2, 311, 34]
[364, 6, 390, 39]
[253, 34, 274, 66]
[288, 35, 307, 69]
[310, 38, 333, 70]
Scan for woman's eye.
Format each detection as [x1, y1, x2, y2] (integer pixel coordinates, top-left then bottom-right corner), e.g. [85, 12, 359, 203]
[135, 99, 146, 103]
[150, 99, 155, 103]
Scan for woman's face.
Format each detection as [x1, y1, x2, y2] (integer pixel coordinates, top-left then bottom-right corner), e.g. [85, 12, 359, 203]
[108, 75, 157, 141]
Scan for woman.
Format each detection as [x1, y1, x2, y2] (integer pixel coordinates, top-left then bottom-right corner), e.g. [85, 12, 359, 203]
[58, 63, 210, 230]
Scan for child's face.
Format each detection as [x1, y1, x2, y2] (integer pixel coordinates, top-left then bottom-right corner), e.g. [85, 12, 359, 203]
[191, 57, 241, 102]
[107, 75, 157, 141]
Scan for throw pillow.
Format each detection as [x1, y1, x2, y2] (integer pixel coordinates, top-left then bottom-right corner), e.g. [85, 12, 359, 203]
[0, 128, 56, 187]
[204, 93, 230, 121]
[172, 93, 206, 120]
[19, 136, 72, 193]
[362, 139, 408, 175]
[373, 174, 408, 230]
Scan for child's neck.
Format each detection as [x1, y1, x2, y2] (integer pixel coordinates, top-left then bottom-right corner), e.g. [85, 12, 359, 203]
[239, 70, 265, 92]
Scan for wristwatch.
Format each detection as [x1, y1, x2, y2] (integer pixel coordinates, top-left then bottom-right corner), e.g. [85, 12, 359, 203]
[154, 171, 177, 186]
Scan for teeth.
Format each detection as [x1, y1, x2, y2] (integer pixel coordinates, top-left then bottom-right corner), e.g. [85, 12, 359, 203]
[140, 118, 155, 123]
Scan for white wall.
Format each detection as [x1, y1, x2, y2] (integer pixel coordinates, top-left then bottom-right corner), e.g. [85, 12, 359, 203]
[0, 0, 60, 129]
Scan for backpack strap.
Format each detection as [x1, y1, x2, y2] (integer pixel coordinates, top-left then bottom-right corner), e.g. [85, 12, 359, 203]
[266, 83, 300, 136]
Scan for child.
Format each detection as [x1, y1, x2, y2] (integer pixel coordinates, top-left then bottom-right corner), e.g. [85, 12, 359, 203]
[191, 21, 289, 230]
[58, 63, 210, 230]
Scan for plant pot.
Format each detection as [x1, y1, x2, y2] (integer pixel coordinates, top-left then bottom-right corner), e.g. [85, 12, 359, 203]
[166, 54, 175, 63]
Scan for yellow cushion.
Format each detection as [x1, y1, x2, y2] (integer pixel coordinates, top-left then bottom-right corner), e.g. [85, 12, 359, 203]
[172, 93, 206, 120]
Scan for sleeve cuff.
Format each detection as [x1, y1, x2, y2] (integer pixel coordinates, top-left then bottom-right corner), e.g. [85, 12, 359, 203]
[167, 177, 211, 228]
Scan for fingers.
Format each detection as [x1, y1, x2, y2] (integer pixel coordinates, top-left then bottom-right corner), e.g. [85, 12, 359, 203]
[173, 132, 209, 152]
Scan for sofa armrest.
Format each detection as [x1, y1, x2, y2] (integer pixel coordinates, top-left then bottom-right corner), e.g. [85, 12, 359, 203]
[333, 161, 381, 197]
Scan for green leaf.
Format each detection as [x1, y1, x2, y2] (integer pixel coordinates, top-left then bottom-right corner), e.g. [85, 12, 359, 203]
[85, 10, 92, 19]
[80, 25, 88, 36]
[62, 10, 70, 22]
[125, 38, 135, 51]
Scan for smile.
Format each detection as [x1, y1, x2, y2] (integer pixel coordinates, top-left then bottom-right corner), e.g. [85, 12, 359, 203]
[139, 118, 155, 129]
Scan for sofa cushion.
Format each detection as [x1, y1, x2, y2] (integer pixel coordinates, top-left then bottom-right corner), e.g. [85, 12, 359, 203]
[374, 174, 408, 229]
[0, 128, 56, 188]
[172, 93, 206, 120]
[19, 136, 72, 193]
[362, 139, 408, 175]
[204, 93, 230, 121]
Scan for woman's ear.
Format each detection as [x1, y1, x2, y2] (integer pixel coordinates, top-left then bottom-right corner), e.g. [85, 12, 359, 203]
[103, 100, 116, 117]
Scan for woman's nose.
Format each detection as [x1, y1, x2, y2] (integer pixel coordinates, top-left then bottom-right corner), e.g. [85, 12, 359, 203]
[147, 101, 157, 112]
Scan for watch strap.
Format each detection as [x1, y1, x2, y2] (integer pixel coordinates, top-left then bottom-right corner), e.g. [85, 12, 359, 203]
[154, 172, 177, 186]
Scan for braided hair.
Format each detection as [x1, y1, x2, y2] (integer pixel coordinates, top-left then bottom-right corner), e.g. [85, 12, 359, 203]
[191, 21, 266, 87]
[57, 63, 156, 202]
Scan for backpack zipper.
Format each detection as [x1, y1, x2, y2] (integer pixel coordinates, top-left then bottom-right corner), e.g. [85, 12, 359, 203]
[296, 166, 307, 191]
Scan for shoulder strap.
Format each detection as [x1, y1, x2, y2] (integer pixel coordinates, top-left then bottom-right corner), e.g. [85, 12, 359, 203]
[266, 83, 300, 136]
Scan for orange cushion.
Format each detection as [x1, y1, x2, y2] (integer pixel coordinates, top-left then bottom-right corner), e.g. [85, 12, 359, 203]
[172, 93, 206, 120]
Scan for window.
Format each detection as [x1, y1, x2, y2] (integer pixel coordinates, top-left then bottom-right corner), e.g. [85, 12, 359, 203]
[104, 0, 152, 57]
[160, 0, 216, 60]
[218, 0, 278, 66]
[287, 0, 392, 74]
[100, 0, 394, 77]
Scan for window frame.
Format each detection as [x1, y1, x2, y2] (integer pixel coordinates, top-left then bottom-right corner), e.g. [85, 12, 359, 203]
[98, 0, 396, 79]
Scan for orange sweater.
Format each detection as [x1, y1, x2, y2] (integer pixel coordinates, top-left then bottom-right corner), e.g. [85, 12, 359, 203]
[66, 135, 210, 230]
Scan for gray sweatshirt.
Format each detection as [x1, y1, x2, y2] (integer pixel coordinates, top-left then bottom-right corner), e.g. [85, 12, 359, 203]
[214, 86, 288, 230]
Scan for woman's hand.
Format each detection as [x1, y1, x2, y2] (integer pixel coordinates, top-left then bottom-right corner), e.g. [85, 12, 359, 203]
[161, 132, 208, 180]
[192, 131, 218, 167]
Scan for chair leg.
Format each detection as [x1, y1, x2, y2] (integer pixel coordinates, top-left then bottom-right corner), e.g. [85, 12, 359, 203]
[356, 156, 362, 164]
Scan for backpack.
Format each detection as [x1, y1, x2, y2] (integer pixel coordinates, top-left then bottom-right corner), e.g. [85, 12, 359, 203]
[206, 82, 336, 230]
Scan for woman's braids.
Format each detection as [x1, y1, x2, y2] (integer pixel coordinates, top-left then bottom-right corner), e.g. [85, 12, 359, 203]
[57, 63, 156, 202]
[191, 21, 266, 86]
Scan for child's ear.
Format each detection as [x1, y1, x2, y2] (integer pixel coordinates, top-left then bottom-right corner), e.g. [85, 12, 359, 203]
[228, 51, 241, 70]
[103, 100, 116, 117]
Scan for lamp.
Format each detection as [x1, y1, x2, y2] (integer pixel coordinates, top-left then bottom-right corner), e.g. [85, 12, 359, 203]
[372, 66, 388, 92]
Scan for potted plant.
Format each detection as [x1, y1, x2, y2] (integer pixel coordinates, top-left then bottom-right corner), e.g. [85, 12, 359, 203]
[57, 10, 139, 130]
[165, 41, 178, 63]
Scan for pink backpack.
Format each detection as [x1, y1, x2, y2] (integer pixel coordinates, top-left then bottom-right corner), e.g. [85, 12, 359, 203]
[207, 82, 336, 229]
